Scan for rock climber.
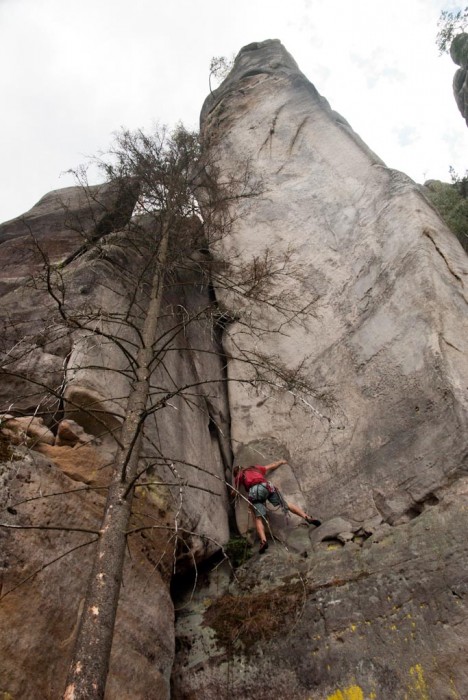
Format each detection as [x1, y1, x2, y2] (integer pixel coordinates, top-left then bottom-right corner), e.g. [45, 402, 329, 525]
[232, 460, 321, 553]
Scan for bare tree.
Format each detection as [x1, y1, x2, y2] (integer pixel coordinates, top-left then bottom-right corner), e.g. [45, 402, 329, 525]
[209, 55, 234, 94]
[0, 125, 319, 699]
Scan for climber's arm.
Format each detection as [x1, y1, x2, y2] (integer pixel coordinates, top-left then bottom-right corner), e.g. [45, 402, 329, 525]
[263, 459, 287, 473]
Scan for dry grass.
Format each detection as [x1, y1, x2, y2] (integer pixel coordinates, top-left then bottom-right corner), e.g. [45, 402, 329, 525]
[203, 581, 304, 652]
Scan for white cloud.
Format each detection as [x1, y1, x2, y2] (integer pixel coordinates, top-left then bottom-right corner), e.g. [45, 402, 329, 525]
[0, 0, 467, 221]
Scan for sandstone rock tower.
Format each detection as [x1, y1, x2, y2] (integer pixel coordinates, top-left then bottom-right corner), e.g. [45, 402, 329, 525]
[174, 39, 468, 699]
[1, 39, 468, 700]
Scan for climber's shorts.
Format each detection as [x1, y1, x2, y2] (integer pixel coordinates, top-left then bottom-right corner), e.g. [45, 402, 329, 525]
[248, 483, 284, 519]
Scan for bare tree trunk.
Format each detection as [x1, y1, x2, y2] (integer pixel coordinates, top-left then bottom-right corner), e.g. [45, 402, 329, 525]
[63, 222, 170, 700]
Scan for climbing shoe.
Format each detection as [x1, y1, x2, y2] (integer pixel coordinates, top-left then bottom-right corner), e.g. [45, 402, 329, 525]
[305, 517, 321, 527]
[259, 540, 269, 554]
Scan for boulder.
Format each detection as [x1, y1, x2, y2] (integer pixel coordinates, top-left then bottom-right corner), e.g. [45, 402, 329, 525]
[309, 516, 356, 545]
[55, 418, 96, 446]
[0, 414, 55, 446]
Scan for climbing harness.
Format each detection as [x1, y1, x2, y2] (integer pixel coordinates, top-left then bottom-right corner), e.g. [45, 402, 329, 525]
[274, 486, 291, 521]
[247, 480, 290, 522]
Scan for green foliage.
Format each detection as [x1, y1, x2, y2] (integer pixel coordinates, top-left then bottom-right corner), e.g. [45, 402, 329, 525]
[224, 536, 252, 568]
[436, 6, 468, 55]
[425, 171, 468, 252]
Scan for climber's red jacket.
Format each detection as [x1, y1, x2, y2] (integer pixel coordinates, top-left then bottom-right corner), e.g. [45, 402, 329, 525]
[235, 466, 268, 490]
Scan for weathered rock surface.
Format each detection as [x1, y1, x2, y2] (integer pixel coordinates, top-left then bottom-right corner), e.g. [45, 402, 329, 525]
[2, 37, 468, 700]
[202, 38, 468, 529]
[0, 414, 55, 446]
[0, 183, 230, 549]
[173, 477, 468, 699]
[0, 452, 174, 699]
[172, 39, 468, 699]
[0, 182, 138, 293]
[0, 182, 230, 695]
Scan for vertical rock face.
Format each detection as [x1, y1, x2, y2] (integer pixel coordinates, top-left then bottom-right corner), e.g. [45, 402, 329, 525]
[171, 40, 468, 699]
[0, 182, 138, 293]
[0, 185, 230, 697]
[201, 39, 468, 527]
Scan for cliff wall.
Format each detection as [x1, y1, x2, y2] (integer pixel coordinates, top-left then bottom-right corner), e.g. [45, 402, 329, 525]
[200, 39, 468, 532]
[174, 39, 468, 699]
[1, 39, 468, 700]
[0, 183, 230, 698]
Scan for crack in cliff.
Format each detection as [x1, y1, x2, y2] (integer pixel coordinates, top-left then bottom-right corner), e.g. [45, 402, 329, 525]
[258, 104, 287, 156]
[155, 273, 233, 525]
[372, 487, 442, 527]
[187, 278, 233, 476]
[440, 335, 464, 352]
[53, 351, 71, 431]
[423, 228, 465, 288]
[288, 116, 310, 155]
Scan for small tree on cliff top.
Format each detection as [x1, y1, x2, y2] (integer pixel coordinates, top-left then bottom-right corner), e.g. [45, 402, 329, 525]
[437, 6, 468, 54]
[0, 125, 317, 699]
[209, 55, 234, 93]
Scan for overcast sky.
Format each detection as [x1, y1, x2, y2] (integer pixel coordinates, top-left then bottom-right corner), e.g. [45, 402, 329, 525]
[1, 0, 467, 223]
